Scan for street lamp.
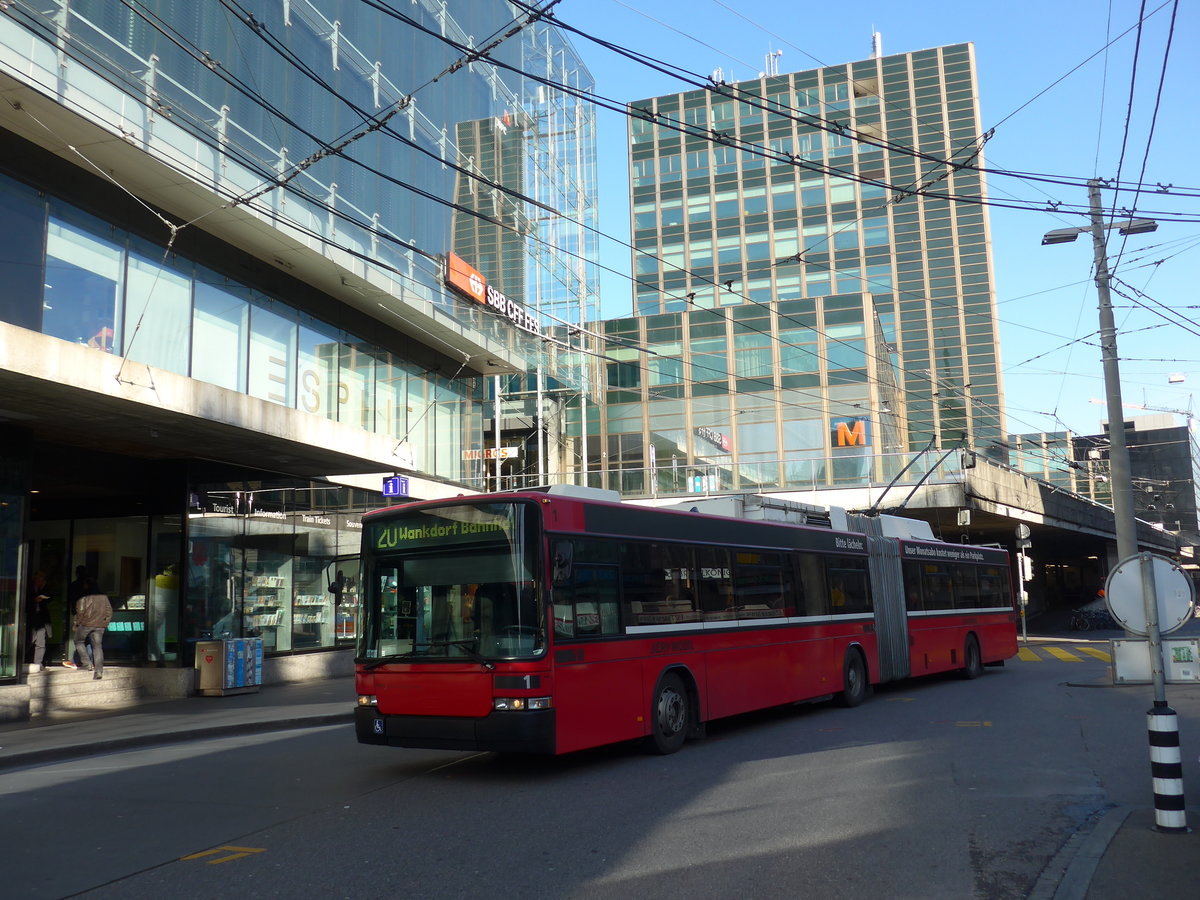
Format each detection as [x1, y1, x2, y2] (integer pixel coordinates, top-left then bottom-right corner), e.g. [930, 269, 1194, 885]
[1041, 217, 1157, 245]
[1043, 179, 1187, 834]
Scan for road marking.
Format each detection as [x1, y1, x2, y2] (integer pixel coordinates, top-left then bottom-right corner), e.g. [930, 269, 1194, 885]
[885, 697, 915, 702]
[956, 721, 992, 727]
[1045, 646, 1083, 662]
[181, 846, 267, 865]
[1018, 645, 1113, 662]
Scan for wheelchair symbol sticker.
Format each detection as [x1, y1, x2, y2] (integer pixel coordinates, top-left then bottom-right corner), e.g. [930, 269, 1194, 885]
[373, 719, 385, 735]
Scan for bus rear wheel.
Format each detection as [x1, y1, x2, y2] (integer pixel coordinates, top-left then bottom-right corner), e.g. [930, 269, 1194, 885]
[960, 634, 984, 680]
[648, 672, 689, 754]
[837, 649, 868, 708]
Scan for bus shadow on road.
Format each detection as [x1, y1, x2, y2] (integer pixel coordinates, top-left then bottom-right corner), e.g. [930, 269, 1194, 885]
[427, 671, 994, 780]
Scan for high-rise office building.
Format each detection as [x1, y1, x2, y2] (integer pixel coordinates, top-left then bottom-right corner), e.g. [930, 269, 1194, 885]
[594, 43, 1004, 495]
[0, 0, 596, 693]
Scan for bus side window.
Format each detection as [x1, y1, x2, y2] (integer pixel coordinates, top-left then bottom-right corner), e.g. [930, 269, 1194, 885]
[827, 558, 871, 614]
[556, 554, 621, 640]
[953, 566, 980, 610]
[732, 550, 786, 619]
[978, 566, 1010, 608]
[924, 566, 954, 609]
[695, 546, 732, 618]
[796, 554, 828, 616]
[552, 586, 575, 638]
[784, 554, 802, 615]
[623, 543, 700, 624]
[902, 562, 924, 611]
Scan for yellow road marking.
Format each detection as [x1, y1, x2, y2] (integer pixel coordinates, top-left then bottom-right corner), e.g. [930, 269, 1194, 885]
[1019, 645, 1113, 662]
[1044, 646, 1082, 662]
[181, 846, 266, 865]
[886, 697, 915, 702]
[956, 721, 992, 727]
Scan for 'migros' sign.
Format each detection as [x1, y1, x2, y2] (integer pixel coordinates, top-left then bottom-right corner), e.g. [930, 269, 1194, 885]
[445, 253, 541, 336]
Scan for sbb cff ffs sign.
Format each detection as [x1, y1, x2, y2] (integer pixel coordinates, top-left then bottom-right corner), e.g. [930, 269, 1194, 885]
[444, 253, 540, 336]
[831, 417, 871, 447]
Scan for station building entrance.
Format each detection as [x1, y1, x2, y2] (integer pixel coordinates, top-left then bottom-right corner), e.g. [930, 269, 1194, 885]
[5, 439, 374, 682]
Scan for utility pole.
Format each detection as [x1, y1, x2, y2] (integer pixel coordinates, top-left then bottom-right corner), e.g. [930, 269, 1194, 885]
[1085, 180, 1169, 707]
[1087, 180, 1137, 563]
[1045, 184, 1185, 832]
[1084, 181, 1180, 831]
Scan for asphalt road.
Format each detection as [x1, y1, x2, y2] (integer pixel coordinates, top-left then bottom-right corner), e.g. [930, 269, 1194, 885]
[6, 640, 1197, 899]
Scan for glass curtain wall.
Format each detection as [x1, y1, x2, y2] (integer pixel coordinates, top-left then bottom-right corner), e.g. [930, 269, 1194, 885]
[5, 0, 602, 483]
[0, 179, 486, 483]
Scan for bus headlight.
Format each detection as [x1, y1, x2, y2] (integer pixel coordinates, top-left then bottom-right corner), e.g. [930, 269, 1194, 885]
[357, 694, 378, 707]
[493, 696, 552, 711]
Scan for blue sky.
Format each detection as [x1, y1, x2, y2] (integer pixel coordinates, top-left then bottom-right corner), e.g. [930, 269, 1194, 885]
[557, 0, 1198, 440]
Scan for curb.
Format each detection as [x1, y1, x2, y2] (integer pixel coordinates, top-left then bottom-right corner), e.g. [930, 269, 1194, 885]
[0, 711, 353, 773]
[1028, 804, 1131, 900]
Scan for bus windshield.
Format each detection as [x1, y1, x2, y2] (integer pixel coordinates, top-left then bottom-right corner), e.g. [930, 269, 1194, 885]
[359, 501, 543, 663]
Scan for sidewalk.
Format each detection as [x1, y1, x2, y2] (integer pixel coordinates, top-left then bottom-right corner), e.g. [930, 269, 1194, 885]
[0, 674, 355, 771]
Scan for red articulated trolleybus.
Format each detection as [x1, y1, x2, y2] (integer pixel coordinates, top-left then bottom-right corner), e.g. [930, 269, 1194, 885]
[354, 486, 1018, 755]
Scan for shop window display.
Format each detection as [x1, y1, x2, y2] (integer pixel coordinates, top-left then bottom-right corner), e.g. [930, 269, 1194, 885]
[187, 480, 366, 655]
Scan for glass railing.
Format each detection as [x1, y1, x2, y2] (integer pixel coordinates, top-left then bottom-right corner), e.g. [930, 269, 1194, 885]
[454, 448, 979, 498]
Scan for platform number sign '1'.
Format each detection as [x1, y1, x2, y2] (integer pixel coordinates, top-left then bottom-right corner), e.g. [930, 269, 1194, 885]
[382, 475, 410, 498]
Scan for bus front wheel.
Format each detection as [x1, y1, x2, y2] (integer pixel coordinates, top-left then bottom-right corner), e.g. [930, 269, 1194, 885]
[837, 649, 868, 708]
[648, 672, 689, 754]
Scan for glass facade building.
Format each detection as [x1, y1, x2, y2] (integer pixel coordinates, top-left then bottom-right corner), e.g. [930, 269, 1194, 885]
[0, 1, 596, 689]
[605, 44, 1004, 492]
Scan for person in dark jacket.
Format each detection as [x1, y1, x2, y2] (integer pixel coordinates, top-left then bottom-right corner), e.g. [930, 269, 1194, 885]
[74, 580, 113, 680]
[63, 565, 90, 668]
[27, 571, 52, 673]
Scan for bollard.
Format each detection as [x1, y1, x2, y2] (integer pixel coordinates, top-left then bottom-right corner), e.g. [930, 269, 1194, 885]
[1147, 705, 1188, 833]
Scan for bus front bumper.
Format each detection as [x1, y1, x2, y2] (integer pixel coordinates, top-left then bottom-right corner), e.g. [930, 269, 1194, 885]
[355, 706, 556, 754]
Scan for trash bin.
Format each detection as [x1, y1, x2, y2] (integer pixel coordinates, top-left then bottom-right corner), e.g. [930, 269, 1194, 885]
[195, 638, 263, 696]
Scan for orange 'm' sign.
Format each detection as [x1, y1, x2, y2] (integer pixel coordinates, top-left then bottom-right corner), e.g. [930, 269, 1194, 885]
[835, 420, 867, 447]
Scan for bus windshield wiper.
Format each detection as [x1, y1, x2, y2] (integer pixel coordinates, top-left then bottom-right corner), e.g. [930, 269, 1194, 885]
[412, 640, 496, 670]
[360, 653, 411, 671]
[361, 642, 495, 671]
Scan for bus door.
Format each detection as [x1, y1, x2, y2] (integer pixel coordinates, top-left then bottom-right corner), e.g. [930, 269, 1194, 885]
[549, 539, 642, 753]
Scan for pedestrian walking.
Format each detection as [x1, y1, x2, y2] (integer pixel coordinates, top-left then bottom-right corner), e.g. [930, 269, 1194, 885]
[27, 571, 52, 673]
[62, 565, 90, 669]
[73, 580, 113, 680]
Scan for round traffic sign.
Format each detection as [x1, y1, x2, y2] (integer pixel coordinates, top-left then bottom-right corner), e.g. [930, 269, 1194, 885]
[1104, 554, 1196, 636]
